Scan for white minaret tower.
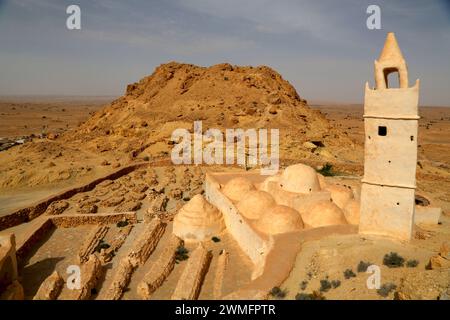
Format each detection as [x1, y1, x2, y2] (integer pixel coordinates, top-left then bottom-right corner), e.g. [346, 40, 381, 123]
[359, 32, 420, 241]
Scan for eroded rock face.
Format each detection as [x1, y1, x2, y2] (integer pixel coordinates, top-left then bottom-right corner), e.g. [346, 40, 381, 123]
[253, 205, 303, 235]
[222, 177, 255, 202]
[173, 195, 225, 242]
[236, 190, 275, 220]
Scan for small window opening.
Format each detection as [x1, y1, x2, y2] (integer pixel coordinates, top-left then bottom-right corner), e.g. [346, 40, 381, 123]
[410, 135, 414, 141]
[384, 68, 400, 88]
[396, 202, 400, 206]
[378, 126, 387, 136]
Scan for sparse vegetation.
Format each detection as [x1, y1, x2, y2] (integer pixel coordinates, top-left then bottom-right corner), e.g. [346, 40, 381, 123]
[331, 280, 341, 289]
[300, 280, 308, 291]
[319, 279, 332, 292]
[316, 163, 336, 176]
[383, 252, 405, 268]
[406, 259, 419, 268]
[357, 260, 372, 272]
[295, 291, 326, 300]
[377, 283, 397, 297]
[344, 269, 356, 279]
[269, 286, 287, 299]
[175, 245, 189, 263]
[211, 236, 221, 243]
[116, 220, 129, 228]
[94, 240, 110, 253]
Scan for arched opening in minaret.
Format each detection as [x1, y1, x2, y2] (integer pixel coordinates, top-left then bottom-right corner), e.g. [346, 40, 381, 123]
[383, 68, 400, 88]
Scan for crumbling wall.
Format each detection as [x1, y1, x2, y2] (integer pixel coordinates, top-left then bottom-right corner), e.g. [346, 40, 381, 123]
[0, 163, 148, 231]
[16, 218, 54, 264]
[171, 244, 212, 300]
[100, 257, 134, 300]
[137, 235, 182, 299]
[101, 218, 166, 300]
[100, 225, 133, 263]
[50, 212, 137, 228]
[78, 226, 109, 264]
[73, 254, 103, 300]
[128, 218, 166, 267]
[33, 271, 64, 300]
[213, 250, 229, 299]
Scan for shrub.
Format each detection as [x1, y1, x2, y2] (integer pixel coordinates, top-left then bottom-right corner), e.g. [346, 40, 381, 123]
[211, 236, 221, 243]
[377, 283, 397, 297]
[116, 220, 129, 228]
[95, 240, 110, 253]
[320, 279, 332, 292]
[383, 252, 405, 268]
[406, 259, 419, 268]
[357, 261, 372, 272]
[316, 163, 336, 176]
[300, 280, 308, 291]
[331, 280, 341, 289]
[143, 156, 150, 161]
[269, 287, 287, 299]
[295, 291, 326, 300]
[344, 269, 356, 279]
[175, 246, 189, 263]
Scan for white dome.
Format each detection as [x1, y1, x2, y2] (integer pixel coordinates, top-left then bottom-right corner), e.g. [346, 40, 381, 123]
[236, 190, 276, 220]
[301, 200, 347, 228]
[280, 164, 320, 194]
[222, 177, 256, 202]
[254, 205, 304, 235]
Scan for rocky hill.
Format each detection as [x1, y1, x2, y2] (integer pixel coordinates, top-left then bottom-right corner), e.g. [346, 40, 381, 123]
[0, 62, 363, 190]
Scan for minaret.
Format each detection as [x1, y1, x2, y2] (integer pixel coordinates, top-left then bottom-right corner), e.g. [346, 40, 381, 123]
[359, 32, 420, 241]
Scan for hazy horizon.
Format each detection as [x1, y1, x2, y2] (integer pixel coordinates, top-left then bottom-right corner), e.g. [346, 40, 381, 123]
[1, 0, 450, 106]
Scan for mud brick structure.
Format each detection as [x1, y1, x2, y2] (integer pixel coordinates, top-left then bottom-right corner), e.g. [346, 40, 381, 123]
[33, 271, 64, 300]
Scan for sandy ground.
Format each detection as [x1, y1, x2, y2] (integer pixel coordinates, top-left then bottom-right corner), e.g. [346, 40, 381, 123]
[0, 96, 114, 138]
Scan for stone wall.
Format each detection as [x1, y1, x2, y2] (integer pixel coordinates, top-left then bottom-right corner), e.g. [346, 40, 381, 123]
[138, 235, 182, 299]
[78, 226, 109, 264]
[171, 244, 212, 300]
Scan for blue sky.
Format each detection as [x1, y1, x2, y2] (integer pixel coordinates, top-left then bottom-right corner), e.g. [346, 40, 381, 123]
[0, 0, 449, 105]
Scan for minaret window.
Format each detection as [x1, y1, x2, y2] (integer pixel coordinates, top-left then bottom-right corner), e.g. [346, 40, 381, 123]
[384, 68, 400, 88]
[378, 126, 387, 136]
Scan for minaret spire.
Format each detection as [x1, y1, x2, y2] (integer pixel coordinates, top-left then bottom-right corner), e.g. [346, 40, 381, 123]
[379, 32, 405, 63]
